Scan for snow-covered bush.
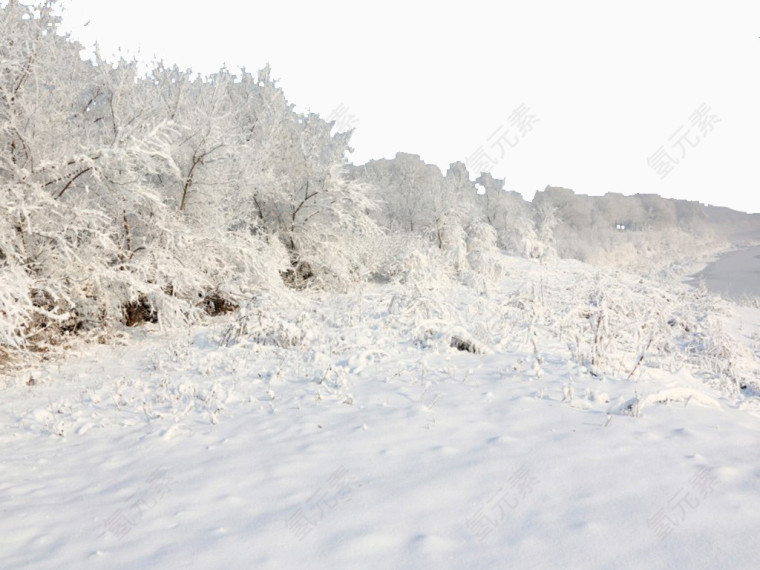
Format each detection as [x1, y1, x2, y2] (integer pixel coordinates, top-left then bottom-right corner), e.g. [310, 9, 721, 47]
[463, 222, 507, 289]
[500, 261, 760, 395]
[370, 234, 457, 288]
[223, 300, 316, 349]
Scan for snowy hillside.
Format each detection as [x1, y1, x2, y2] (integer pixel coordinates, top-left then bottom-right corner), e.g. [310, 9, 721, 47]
[2, 255, 760, 569]
[2, 3, 760, 569]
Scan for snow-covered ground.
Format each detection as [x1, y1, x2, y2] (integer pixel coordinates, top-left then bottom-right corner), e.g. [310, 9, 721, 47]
[2, 255, 760, 569]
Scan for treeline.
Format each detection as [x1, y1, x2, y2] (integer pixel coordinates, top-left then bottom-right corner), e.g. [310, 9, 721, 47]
[0, 2, 752, 359]
[532, 187, 740, 266]
[351, 154, 751, 269]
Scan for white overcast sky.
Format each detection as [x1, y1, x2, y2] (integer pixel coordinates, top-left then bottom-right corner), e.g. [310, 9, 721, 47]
[56, 0, 760, 213]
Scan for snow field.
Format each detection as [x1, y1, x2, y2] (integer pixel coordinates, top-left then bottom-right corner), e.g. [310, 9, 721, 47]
[2, 256, 760, 569]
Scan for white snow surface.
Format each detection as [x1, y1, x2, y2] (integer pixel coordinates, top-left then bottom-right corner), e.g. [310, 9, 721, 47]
[2, 256, 760, 570]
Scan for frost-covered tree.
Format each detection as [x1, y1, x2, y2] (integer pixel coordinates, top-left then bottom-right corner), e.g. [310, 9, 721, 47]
[530, 190, 559, 259]
[355, 152, 438, 233]
[227, 72, 379, 287]
[474, 172, 536, 255]
[354, 154, 479, 277]
[356, 154, 478, 248]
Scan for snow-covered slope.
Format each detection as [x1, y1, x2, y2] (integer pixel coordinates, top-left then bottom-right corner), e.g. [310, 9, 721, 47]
[2, 256, 759, 569]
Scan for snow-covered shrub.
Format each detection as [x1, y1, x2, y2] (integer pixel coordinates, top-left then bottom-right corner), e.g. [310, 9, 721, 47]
[463, 222, 507, 289]
[283, 173, 381, 291]
[381, 278, 495, 355]
[370, 234, 456, 287]
[497, 258, 759, 395]
[431, 215, 469, 276]
[0, 262, 33, 358]
[222, 293, 318, 348]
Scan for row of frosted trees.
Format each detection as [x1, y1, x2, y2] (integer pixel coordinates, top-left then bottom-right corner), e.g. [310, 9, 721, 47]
[0, 1, 382, 354]
[0, 1, 740, 358]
